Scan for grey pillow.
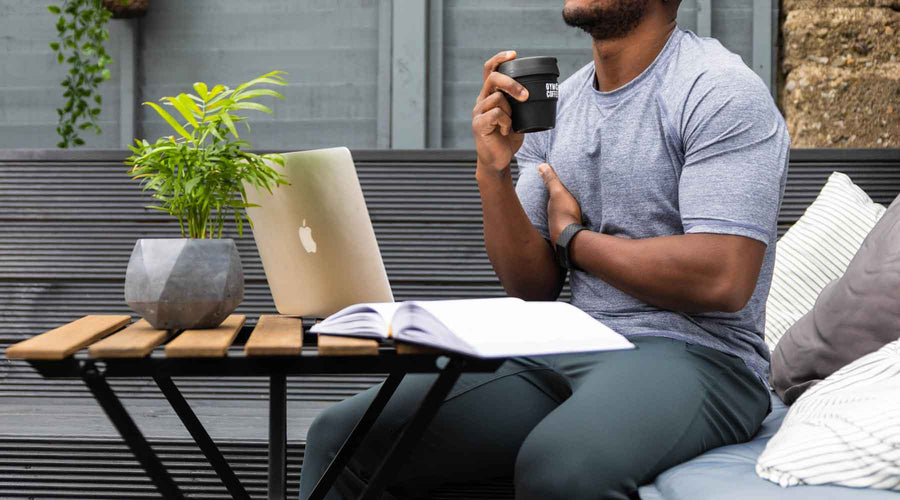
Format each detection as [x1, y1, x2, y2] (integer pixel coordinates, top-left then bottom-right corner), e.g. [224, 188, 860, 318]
[770, 194, 900, 404]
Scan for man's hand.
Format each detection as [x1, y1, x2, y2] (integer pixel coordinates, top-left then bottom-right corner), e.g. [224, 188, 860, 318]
[473, 51, 529, 178]
[538, 163, 582, 244]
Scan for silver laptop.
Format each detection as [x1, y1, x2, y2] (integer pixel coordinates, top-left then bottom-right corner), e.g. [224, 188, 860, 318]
[243, 148, 393, 317]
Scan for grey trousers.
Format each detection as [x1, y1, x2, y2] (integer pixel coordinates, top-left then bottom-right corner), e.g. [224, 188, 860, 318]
[298, 336, 771, 500]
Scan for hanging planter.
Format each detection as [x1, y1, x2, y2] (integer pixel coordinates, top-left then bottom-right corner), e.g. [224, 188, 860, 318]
[47, 0, 150, 148]
[102, 0, 149, 18]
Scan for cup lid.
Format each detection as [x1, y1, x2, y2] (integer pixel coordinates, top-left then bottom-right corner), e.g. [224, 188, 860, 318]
[496, 56, 560, 78]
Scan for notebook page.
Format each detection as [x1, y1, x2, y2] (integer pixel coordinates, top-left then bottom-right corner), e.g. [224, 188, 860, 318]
[410, 299, 633, 357]
[310, 302, 402, 339]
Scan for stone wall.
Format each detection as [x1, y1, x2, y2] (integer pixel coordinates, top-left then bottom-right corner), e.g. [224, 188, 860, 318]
[781, 0, 899, 147]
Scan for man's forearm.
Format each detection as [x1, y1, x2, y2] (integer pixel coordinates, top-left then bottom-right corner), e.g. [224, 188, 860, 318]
[569, 231, 765, 313]
[476, 163, 564, 301]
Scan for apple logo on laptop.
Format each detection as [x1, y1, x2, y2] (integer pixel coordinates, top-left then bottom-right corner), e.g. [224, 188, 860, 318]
[298, 219, 317, 253]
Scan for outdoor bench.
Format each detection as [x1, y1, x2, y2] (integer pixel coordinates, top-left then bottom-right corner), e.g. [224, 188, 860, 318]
[1, 148, 899, 499]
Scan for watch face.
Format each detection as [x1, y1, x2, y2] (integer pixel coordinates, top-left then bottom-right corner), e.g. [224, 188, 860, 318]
[556, 243, 569, 269]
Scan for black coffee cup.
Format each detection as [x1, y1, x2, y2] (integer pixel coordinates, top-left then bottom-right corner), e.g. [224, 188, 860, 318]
[496, 56, 559, 133]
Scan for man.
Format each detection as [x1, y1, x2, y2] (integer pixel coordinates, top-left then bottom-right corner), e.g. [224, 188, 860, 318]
[299, 0, 788, 498]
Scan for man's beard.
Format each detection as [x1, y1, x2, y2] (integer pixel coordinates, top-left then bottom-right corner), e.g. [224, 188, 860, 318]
[562, 0, 651, 41]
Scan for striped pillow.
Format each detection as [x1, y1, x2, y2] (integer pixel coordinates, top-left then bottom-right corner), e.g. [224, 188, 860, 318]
[764, 172, 885, 349]
[756, 339, 900, 490]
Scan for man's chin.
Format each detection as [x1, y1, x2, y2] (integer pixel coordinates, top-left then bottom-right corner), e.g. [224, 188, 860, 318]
[561, 0, 649, 41]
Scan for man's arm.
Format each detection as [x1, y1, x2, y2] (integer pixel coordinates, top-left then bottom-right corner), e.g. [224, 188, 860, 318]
[473, 51, 565, 301]
[570, 232, 765, 313]
[540, 164, 765, 313]
[477, 167, 565, 301]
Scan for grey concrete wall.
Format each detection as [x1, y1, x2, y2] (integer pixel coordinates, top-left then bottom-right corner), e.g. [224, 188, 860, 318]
[139, 0, 381, 150]
[0, 0, 765, 150]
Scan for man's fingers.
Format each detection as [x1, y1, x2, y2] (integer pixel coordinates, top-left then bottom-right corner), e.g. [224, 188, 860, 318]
[483, 50, 517, 81]
[538, 163, 563, 193]
[472, 107, 513, 137]
[479, 71, 529, 102]
[472, 91, 513, 118]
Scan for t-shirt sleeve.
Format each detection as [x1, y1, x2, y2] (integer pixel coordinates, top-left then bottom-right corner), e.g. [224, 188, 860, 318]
[677, 71, 790, 246]
[514, 130, 552, 240]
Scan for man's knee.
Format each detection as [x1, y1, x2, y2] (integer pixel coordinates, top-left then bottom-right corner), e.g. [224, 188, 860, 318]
[514, 430, 638, 500]
[307, 397, 365, 459]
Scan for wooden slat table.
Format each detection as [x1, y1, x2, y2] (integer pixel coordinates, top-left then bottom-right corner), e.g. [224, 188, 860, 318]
[5, 314, 502, 500]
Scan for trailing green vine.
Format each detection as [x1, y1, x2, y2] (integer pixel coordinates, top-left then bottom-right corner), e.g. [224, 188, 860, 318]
[48, 0, 116, 148]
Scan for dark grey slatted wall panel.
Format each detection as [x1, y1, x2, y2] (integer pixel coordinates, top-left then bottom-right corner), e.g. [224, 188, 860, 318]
[0, 437, 304, 500]
[779, 150, 900, 235]
[0, 437, 514, 500]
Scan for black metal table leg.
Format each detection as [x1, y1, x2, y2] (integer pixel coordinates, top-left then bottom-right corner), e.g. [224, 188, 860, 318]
[270, 373, 288, 500]
[307, 370, 407, 500]
[359, 357, 464, 500]
[154, 375, 251, 500]
[81, 365, 185, 500]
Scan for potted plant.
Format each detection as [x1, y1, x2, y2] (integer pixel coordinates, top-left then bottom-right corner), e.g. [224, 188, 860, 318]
[48, 0, 148, 148]
[124, 70, 289, 330]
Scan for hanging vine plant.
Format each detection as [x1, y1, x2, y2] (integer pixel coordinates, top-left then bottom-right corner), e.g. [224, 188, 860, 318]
[48, 0, 143, 148]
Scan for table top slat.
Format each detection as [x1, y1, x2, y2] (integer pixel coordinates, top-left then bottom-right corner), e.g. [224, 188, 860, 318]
[164, 315, 246, 358]
[395, 342, 445, 355]
[317, 335, 379, 356]
[88, 319, 171, 358]
[5, 315, 131, 360]
[244, 315, 303, 356]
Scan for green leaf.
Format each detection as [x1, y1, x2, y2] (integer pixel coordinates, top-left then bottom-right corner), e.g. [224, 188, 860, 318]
[49, 41, 60, 51]
[180, 93, 203, 117]
[166, 96, 198, 128]
[57, 52, 64, 64]
[219, 112, 239, 139]
[47, 5, 61, 14]
[234, 77, 287, 95]
[192, 82, 209, 100]
[207, 85, 226, 100]
[184, 176, 202, 194]
[144, 101, 194, 142]
[233, 88, 285, 101]
[231, 102, 273, 114]
[234, 71, 288, 93]
[206, 97, 233, 113]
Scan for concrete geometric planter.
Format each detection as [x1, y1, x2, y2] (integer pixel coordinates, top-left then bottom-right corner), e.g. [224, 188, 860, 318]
[124, 238, 244, 330]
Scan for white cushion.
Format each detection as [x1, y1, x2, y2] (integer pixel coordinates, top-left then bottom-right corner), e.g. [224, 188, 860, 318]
[756, 339, 900, 490]
[764, 172, 885, 350]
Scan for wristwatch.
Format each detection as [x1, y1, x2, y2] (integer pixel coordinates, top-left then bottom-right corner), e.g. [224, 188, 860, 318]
[555, 223, 587, 270]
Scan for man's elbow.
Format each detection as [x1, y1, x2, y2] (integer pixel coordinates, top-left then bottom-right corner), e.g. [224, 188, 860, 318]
[502, 277, 563, 302]
[709, 278, 756, 313]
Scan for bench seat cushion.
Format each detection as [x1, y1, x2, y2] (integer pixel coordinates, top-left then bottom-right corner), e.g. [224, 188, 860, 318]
[637, 393, 900, 500]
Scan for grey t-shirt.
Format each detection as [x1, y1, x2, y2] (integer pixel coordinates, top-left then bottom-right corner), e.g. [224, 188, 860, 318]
[515, 27, 790, 384]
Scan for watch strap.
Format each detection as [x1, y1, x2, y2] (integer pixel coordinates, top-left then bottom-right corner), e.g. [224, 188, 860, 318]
[555, 223, 587, 270]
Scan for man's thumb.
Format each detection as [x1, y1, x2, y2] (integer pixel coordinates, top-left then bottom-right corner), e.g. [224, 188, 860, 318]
[538, 163, 559, 190]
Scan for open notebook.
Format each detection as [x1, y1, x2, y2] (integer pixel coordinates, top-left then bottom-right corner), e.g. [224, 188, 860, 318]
[310, 297, 634, 358]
